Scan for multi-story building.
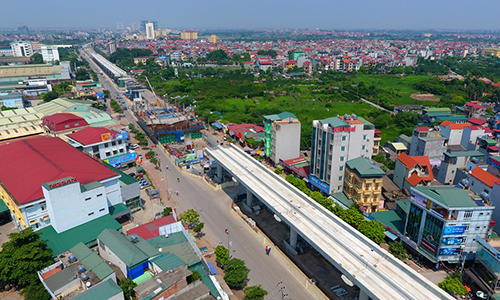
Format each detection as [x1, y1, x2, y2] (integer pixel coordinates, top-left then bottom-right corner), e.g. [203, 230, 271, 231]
[437, 150, 484, 185]
[404, 186, 494, 262]
[310, 114, 375, 194]
[41, 45, 60, 62]
[180, 30, 198, 40]
[461, 126, 486, 150]
[263, 112, 301, 166]
[343, 157, 385, 212]
[146, 23, 155, 40]
[209, 34, 217, 44]
[483, 48, 500, 58]
[42, 113, 90, 140]
[0, 137, 122, 233]
[10, 41, 33, 57]
[106, 41, 117, 55]
[67, 127, 136, 168]
[373, 129, 381, 156]
[393, 153, 434, 190]
[439, 121, 471, 146]
[467, 166, 500, 197]
[409, 126, 447, 161]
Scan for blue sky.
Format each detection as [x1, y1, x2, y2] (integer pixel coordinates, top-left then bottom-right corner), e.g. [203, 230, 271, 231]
[2, 0, 499, 31]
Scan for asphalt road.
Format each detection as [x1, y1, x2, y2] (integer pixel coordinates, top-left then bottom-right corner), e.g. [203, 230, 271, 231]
[81, 48, 315, 299]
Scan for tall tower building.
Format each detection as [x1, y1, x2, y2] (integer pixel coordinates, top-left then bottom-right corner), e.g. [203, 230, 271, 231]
[11, 41, 33, 57]
[146, 23, 155, 40]
[209, 34, 217, 44]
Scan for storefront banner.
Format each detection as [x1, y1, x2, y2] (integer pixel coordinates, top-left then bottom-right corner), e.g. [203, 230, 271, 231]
[443, 226, 466, 235]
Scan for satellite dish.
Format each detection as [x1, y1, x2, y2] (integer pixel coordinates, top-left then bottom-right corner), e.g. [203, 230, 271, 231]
[341, 274, 354, 287]
[86, 282, 92, 288]
[274, 214, 282, 222]
[158, 248, 162, 252]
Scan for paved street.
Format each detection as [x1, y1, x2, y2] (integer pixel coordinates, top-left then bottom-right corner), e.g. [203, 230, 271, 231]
[81, 48, 315, 299]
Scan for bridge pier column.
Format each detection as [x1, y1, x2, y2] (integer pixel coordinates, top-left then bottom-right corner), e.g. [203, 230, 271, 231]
[289, 228, 298, 249]
[216, 164, 223, 180]
[246, 189, 253, 207]
[359, 290, 369, 300]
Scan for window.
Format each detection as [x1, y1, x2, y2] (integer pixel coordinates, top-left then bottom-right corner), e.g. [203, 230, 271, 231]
[118, 140, 122, 145]
[464, 211, 473, 219]
[40, 202, 46, 211]
[340, 156, 345, 161]
[338, 176, 343, 181]
[362, 145, 366, 150]
[74, 122, 79, 126]
[85, 197, 91, 201]
[99, 208, 105, 212]
[339, 166, 344, 171]
[363, 135, 367, 140]
[97, 193, 103, 197]
[341, 146, 345, 151]
[120, 148, 124, 153]
[342, 136, 346, 141]
[113, 150, 118, 155]
[112, 141, 116, 146]
[88, 212, 94, 216]
[65, 124, 70, 128]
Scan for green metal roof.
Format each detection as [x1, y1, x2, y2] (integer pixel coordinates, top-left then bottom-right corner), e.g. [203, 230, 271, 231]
[44, 267, 76, 293]
[436, 115, 470, 122]
[320, 117, 349, 128]
[444, 150, 484, 158]
[396, 198, 410, 215]
[357, 116, 374, 126]
[80, 181, 104, 192]
[38, 214, 122, 256]
[331, 192, 355, 208]
[72, 279, 122, 300]
[70, 243, 114, 281]
[189, 262, 221, 298]
[103, 162, 137, 185]
[484, 139, 497, 146]
[413, 187, 477, 208]
[371, 210, 405, 234]
[97, 229, 149, 269]
[424, 107, 451, 113]
[150, 253, 186, 272]
[346, 157, 385, 178]
[109, 203, 130, 216]
[147, 232, 200, 267]
[0, 199, 10, 214]
[135, 238, 160, 258]
[263, 111, 297, 122]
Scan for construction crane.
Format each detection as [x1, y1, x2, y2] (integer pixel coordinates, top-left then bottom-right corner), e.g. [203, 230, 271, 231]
[144, 76, 162, 108]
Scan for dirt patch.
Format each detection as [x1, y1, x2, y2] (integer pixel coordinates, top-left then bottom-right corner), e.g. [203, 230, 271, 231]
[411, 93, 440, 102]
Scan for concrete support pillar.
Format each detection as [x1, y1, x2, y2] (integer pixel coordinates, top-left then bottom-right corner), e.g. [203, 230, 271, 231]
[246, 189, 253, 207]
[359, 290, 369, 300]
[289, 227, 298, 249]
[216, 164, 222, 179]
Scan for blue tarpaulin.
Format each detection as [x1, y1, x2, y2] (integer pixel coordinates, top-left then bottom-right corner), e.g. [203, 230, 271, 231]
[211, 122, 222, 129]
[207, 262, 218, 275]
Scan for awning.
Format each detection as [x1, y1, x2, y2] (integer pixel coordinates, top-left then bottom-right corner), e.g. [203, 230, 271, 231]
[0, 199, 9, 214]
[385, 231, 398, 241]
[207, 262, 218, 275]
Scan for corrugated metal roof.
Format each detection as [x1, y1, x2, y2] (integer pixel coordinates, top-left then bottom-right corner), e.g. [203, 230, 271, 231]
[97, 229, 149, 269]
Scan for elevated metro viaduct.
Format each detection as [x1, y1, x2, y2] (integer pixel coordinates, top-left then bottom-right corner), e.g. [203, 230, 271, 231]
[206, 144, 453, 300]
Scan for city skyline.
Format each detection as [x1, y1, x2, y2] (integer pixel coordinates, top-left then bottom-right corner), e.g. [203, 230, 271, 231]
[1, 0, 500, 31]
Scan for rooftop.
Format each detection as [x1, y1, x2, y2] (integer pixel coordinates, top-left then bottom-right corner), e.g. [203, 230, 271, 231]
[97, 229, 152, 269]
[134, 266, 192, 300]
[263, 111, 297, 122]
[67, 127, 123, 146]
[0, 137, 118, 205]
[67, 242, 114, 280]
[413, 186, 477, 208]
[371, 210, 405, 234]
[127, 216, 177, 240]
[147, 232, 200, 267]
[444, 150, 484, 158]
[470, 167, 499, 188]
[38, 214, 121, 256]
[346, 157, 385, 178]
[72, 279, 122, 300]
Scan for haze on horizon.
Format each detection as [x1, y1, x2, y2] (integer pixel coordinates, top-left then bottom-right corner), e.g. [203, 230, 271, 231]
[1, 0, 499, 31]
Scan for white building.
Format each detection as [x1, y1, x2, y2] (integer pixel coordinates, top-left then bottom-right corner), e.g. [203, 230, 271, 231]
[310, 114, 375, 194]
[404, 186, 494, 262]
[263, 112, 301, 166]
[146, 23, 155, 40]
[437, 150, 484, 185]
[0, 137, 122, 233]
[439, 121, 471, 146]
[10, 41, 33, 57]
[41, 45, 60, 62]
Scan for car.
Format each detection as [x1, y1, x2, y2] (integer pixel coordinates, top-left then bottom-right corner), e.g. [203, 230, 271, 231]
[139, 179, 148, 184]
[128, 172, 136, 177]
[135, 174, 143, 179]
[129, 144, 139, 150]
[145, 155, 150, 159]
[140, 182, 151, 189]
[137, 154, 143, 159]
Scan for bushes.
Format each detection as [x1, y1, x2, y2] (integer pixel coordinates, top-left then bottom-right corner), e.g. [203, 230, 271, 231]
[215, 245, 229, 267]
[358, 221, 385, 244]
[110, 100, 123, 113]
[388, 241, 409, 261]
[223, 258, 250, 289]
[439, 270, 467, 296]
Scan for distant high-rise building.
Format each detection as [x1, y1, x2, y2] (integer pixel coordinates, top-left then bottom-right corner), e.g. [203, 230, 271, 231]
[10, 41, 33, 57]
[17, 25, 29, 35]
[181, 30, 198, 40]
[106, 41, 117, 55]
[140, 20, 158, 33]
[209, 34, 217, 44]
[483, 48, 500, 58]
[146, 23, 155, 40]
[41, 45, 60, 62]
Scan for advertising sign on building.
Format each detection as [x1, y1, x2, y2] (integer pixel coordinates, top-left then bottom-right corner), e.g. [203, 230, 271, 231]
[443, 226, 467, 235]
[438, 248, 461, 256]
[101, 133, 111, 142]
[442, 237, 464, 245]
[105, 153, 137, 167]
[309, 174, 330, 194]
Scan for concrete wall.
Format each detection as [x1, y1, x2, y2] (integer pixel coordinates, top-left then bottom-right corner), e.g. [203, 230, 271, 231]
[98, 239, 128, 278]
[19, 198, 51, 231]
[393, 159, 407, 189]
[121, 182, 140, 202]
[101, 178, 123, 206]
[43, 181, 109, 233]
[273, 121, 301, 164]
[490, 183, 500, 232]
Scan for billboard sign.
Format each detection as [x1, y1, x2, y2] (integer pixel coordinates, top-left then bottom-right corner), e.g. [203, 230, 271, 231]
[438, 248, 461, 256]
[443, 226, 467, 235]
[105, 152, 137, 167]
[442, 237, 464, 245]
[309, 174, 330, 194]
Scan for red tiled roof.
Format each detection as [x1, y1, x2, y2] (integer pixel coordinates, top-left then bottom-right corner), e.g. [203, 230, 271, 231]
[0, 137, 117, 205]
[440, 120, 471, 130]
[375, 129, 382, 135]
[67, 127, 120, 146]
[466, 102, 485, 109]
[470, 167, 499, 188]
[416, 126, 429, 132]
[468, 117, 487, 126]
[405, 172, 424, 187]
[396, 153, 434, 181]
[42, 113, 88, 132]
[282, 157, 308, 167]
[126, 215, 176, 239]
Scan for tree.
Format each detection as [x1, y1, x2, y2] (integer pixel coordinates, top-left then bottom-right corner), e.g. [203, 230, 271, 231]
[162, 207, 172, 216]
[373, 114, 392, 129]
[188, 270, 202, 283]
[29, 53, 43, 64]
[180, 209, 200, 227]
[223, 258, 250, 289]
[42, 91, 59, 102]
[119, 278, 137, 300]
[215, 245, 229, 267]
[193, 222, 205, 234]
[358, 221, 385, 244]
[0, 228, 53, 296]
[438, 276, 467, 296]
[243, 285, 268, 300]
[274, 168, 282, 175]
[75, 68, 90, 81]
[388, 242, 409, 261]
[342, 206, 364, 228]
[20, 282, 51, 300]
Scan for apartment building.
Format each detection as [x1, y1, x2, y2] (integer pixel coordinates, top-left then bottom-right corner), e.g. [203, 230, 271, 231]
[263, 112, 301, 166]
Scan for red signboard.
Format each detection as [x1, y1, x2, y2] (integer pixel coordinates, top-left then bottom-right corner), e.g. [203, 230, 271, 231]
[334, 126, 356, 132]
[49, 177, 77, 189]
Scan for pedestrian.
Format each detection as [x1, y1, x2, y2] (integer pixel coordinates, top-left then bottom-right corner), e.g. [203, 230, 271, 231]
[266, 247, 271, 255]
[265, 246, 268, 253]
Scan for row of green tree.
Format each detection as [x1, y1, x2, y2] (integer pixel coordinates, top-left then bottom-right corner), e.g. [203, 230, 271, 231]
[285, 175, 385, 244]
